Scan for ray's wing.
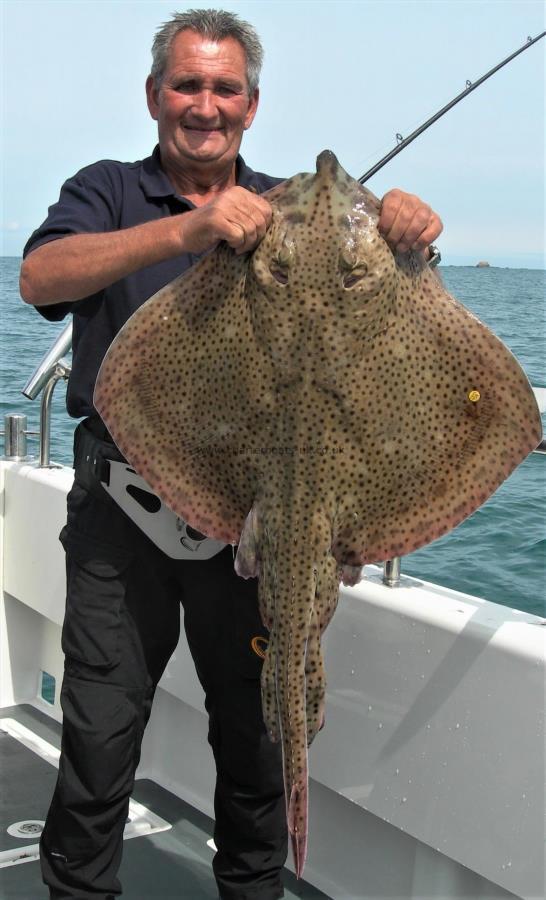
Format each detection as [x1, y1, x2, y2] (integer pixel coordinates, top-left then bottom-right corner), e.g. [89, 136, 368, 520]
[94, 243, 276, 543]
[331, 258, 542, 565]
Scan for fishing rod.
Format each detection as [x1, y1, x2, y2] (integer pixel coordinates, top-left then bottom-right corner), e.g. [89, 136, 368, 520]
[359, 31, 545, 184]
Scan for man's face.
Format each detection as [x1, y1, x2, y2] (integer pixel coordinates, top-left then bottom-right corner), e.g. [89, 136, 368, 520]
[146, 29, 259, 171]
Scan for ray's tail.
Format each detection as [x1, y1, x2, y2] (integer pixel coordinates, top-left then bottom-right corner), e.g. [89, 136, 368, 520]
[266, 539, 338, 877]
[273, 553, 315, 879]
[236, 507, 339, 878]
[245, 521, 314, 876]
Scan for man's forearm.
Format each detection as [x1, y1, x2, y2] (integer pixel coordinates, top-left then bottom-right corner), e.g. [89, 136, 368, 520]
[20, 186, 273, 307]
[20, 216, 183, 306]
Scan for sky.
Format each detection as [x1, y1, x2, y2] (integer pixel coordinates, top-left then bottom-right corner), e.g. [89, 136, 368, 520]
[2, 0, 545, 266]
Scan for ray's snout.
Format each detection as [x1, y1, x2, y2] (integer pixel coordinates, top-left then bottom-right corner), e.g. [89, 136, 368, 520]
[316, 149, 340, 179]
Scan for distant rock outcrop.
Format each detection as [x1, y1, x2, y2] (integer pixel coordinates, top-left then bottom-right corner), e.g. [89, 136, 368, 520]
[476, 261, 490, 267]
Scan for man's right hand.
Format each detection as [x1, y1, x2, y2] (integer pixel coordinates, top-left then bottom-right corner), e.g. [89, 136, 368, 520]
[20, 188, 273, 306]
[180, 187, 273, 256]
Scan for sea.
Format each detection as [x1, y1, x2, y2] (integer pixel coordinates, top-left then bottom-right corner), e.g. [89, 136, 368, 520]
[1, 258, 545, 617]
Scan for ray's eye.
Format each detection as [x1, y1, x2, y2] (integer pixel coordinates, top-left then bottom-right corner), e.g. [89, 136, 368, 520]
[343, 264, 368, 289]
[269, 241, 293, 285]
[259, 231, 295, 287]
[269, 265, 289, 285]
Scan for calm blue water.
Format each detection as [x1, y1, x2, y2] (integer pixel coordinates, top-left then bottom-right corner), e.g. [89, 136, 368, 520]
[1, 258, 544, 616]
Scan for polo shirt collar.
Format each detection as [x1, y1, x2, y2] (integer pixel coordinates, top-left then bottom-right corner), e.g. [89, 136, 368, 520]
[139, 145, 174, 199]
[140, 144, 261, 200]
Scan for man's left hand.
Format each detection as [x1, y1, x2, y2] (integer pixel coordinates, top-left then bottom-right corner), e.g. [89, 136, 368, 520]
[378, 189, 443, 254]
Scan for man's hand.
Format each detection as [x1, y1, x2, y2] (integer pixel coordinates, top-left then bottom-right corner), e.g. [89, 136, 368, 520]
[20, 187, 273, 306]
[180, 187, 273, 256]
[378, 189, 442, 254]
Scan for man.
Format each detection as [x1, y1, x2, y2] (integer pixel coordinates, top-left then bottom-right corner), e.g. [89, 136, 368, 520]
[20, 9, 442, 899]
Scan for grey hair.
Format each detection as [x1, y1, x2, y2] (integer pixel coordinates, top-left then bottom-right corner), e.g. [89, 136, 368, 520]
[151, 9, 264, 94]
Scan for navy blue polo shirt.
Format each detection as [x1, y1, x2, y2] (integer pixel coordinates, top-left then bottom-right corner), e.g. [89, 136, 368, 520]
[23, 145, 283, 419]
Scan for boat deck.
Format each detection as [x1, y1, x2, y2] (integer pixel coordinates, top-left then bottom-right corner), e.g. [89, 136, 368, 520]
[0, 705, 330, 900]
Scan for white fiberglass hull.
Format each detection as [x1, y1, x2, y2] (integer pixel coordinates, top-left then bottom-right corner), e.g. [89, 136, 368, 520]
[0, 459, 543, 900]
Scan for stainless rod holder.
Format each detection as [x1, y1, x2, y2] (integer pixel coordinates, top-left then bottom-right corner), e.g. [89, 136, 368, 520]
[20, 321, 73, 467]
[39, 359, 71, 467]
[3, 414, 29, 461]
[23, 321, 73, 401]
[383, 557, 401, 587]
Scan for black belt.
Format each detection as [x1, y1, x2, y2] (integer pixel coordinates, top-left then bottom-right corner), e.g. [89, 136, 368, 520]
[82, 416, 124, 451]
[73, 418, 126, 498]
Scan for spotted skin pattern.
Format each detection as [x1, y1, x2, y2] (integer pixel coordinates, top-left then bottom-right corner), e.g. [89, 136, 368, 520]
[94, 151, 542, 878]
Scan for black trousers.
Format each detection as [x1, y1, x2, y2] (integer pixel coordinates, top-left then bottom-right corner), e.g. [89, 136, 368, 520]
[40, 427, 287, 899]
